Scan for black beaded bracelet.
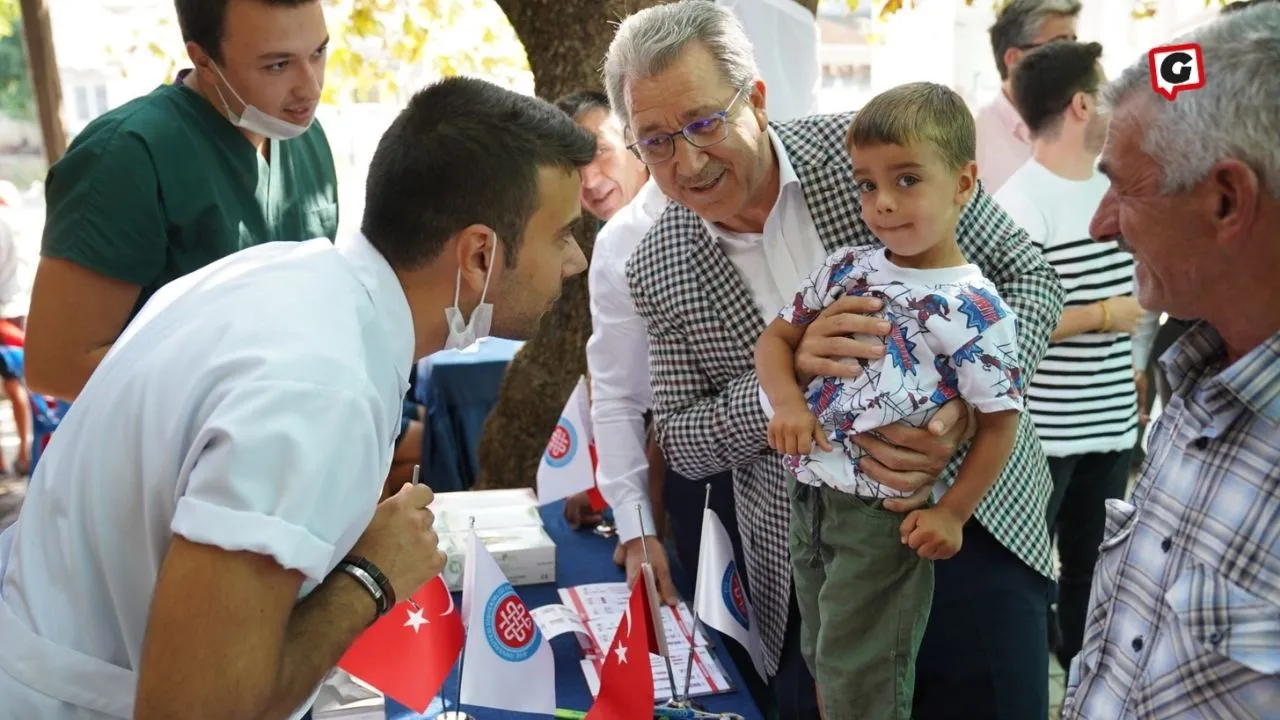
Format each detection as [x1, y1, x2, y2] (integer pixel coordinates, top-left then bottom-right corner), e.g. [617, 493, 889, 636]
[338, 556, 396, 617]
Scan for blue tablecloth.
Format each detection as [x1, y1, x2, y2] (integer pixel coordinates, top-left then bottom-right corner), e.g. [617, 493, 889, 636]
[385, 500, 765, 720]
[415, 339, 523, 493]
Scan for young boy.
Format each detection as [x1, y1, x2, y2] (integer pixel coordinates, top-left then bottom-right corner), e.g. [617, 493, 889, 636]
[754, 82, 1025, 719]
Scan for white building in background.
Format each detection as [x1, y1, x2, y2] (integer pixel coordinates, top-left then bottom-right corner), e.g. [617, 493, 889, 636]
[867, 0, 1222, 112]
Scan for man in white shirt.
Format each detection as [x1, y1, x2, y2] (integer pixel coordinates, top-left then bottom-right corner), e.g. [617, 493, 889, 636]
[604, 3, 1064, 718]
[975, 0, 1080, 193]
[0, 77, 593, 720]
[993, 40, 1149, 676]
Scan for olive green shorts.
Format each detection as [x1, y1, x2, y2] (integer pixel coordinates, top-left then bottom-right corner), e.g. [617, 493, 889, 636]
[788, 478, 934, 720]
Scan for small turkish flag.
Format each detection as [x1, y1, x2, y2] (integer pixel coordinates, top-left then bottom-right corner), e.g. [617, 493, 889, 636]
[585, 579, 656, 719]
[337, 577, 463, 713]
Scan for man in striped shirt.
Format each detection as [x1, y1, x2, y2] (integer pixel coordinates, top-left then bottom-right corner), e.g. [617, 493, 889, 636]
[993, 40, 1152, 674]
[1063, 4, 1280, 717]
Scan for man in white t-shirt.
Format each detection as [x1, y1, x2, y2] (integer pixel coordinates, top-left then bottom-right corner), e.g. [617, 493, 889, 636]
[0, 77, 593, 720]
[993, 41, 1152, 675]
[976, 0, 1081, 193]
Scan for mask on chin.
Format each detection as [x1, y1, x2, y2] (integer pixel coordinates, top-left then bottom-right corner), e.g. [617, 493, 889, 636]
[444, 232, 497, 351]
[209, 63, 311, 141]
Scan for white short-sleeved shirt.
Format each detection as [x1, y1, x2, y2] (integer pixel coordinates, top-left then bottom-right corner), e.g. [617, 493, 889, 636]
[0, 232, 412, 720]
[774, 245, 1025, 498]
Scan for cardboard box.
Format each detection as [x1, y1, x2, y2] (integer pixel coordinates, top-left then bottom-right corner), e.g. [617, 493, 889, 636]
[439, 525, 557, 591]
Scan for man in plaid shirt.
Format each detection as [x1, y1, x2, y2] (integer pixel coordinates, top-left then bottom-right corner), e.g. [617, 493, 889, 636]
[1064, 5, 1280, 718]
[605, 2, 1064, 717]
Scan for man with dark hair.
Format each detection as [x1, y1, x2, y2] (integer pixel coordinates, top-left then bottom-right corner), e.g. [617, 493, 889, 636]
[0, 76, 593, 720]
[975, 0, 1081, 193]
[554, 90, 649, 223]
[995, 40, 1152, 677]
[24, 0, 337, 403]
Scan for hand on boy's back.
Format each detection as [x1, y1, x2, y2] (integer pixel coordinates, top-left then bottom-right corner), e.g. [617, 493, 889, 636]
[767, 402, 834, 456]
[899, 505, 965, 560]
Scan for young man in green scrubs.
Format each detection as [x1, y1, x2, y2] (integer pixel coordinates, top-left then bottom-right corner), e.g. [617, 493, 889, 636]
[24, 0, 338, 401]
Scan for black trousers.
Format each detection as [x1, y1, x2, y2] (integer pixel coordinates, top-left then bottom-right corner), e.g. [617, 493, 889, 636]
[1045, 450, 1132, 670]
[662, 468, 818, 720]
[913, 520, 1051, 720]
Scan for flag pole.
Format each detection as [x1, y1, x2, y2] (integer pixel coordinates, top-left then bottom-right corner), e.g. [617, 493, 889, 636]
[637, 503, 681, 708]
[679, 483, 713, 702]
[435, 516, 475, 720]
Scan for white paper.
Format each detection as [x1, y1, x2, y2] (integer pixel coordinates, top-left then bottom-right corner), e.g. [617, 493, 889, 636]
[579, 647, 732, 701]
[559, 582, 729, 700]
[530, 603, 591, 640]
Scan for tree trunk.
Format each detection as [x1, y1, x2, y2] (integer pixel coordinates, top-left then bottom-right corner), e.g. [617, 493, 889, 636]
[474, 0, 664, 490]
[18, 0, 66, 165]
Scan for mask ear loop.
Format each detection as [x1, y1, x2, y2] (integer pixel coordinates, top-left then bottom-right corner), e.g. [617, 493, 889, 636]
[477, 232, 498, 302]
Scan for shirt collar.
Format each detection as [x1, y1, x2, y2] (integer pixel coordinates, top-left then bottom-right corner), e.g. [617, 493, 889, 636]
[335, 231, 415, 386]
[702, 126, 802, 245]
[1162, 322, 1280, 423]
[994, 90, 1031, 145]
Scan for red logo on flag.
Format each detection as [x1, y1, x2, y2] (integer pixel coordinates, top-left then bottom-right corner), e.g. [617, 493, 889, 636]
[544, 416, 576, 468]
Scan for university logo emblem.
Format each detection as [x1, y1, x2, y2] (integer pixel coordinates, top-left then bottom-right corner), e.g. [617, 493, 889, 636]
[544, 416, 576, 468]
[483, 582, 541, 662]
[721, 562, 750, 630]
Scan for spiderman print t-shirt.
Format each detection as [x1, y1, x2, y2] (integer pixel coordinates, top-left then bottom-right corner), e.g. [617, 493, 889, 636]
[776, 244, 1025, 498]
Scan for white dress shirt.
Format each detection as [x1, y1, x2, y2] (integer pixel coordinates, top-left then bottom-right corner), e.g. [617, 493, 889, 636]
[588, 178, 671, 541]
[588, 129, 825, 542]
[0, 232, 412, 719]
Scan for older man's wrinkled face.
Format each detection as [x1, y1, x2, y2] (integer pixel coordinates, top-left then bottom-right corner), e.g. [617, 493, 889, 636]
[575, 107, 649, 220]
[624, 40, 771, 226]
[1090, 97, 1219, 319]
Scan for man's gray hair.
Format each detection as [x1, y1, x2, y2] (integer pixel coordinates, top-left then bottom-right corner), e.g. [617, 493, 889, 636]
[989, 0, 1083, 80]
[1103, 4, 1280, 198]
[602, 0, 759, 127]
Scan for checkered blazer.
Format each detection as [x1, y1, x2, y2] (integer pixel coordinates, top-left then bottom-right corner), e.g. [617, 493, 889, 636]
[626, 112, 1065, 676]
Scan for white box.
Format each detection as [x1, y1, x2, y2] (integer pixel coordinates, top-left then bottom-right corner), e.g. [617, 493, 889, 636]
[439, 525, 557, 592]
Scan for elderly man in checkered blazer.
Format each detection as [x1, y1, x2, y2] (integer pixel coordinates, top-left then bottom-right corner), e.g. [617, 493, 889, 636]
[604, 3, 1065, 718]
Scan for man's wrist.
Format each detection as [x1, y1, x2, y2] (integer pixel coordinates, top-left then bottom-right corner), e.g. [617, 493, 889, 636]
[614, 502, 657, 543]
[327, 565, 382, 626]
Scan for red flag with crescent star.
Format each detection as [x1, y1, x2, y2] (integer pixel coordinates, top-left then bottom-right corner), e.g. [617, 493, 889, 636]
[585, 578, 656, 719]
[337, 577, 464, 713]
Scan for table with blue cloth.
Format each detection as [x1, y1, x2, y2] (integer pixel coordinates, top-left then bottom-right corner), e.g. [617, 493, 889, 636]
[415, 339, 523, 493]
[384, 499, 765, 720]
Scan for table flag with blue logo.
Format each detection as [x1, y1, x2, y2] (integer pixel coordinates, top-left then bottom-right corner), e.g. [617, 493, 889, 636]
[694, 507, 766, 680]
[458, 528, 556, 713]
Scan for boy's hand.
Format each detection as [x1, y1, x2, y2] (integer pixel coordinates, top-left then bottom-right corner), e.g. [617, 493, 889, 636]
[767, 404, 833, 456]
[899, 506, 964, 560]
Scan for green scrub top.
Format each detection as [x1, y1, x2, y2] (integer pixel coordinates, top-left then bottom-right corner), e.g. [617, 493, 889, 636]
[41, 75, 339, 320]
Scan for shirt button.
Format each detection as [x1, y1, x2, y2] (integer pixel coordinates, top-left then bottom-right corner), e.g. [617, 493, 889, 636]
[1193, 437, 1209, 450]
[1210, 631, 1223, 644]
[1132, 636, 1144, 652]
[1161, 537, 1173, 552]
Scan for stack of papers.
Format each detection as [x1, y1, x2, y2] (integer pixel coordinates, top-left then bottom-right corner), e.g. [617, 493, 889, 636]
[558, 582, 733, 701]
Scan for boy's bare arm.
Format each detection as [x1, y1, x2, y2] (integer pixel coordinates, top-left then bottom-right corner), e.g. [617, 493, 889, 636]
[754, 318, 809, 410]
[935, 409, 1020, 522]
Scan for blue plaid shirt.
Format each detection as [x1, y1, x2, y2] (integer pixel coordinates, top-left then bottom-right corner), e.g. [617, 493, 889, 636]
[1062, 322, 1280, 719]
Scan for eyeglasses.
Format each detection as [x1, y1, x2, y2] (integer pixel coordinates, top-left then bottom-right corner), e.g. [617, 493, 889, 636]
[626, 86, 749, 165]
